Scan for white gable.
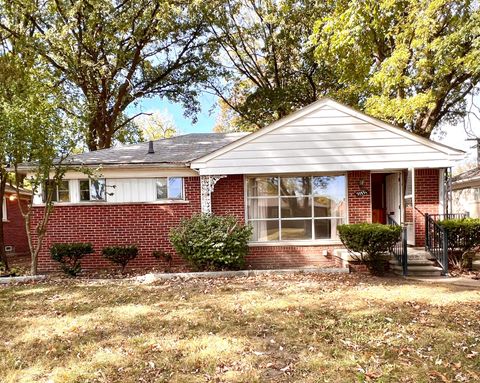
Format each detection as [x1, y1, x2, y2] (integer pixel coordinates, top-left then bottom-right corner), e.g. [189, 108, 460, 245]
[191, 99, 465, 175]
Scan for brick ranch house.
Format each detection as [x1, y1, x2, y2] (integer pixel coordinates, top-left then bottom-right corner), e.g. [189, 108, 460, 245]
[20, 99, 464, 272]
[2, 185, 30, 257]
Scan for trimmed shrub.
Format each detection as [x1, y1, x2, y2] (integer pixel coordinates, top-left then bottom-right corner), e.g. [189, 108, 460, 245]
[169, 214, 253, 271]
[437, 218, 480, 270]
[50, 243, 94, 276]
[338, 223, 402, 275]
[102, 245, 138, 273]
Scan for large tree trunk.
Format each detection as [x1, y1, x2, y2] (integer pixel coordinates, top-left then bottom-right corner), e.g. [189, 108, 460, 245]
[86, 110, 116, 151]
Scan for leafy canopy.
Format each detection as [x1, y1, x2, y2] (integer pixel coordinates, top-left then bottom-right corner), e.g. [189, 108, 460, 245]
[312, 0, 480, 137]
[209, 0, 479, 136]
[0, 0, 214, 150]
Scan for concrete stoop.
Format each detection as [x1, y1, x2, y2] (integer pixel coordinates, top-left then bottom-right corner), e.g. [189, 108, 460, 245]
[334, 247, 444, 277]
[390, 247, 444, 277]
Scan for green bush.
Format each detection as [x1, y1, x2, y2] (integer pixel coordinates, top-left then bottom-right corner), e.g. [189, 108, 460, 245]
[437, 218, 480, 269]
[169, 214, 253, 271]
[338, 223, 402, 275]
[102, 245, 138, 272]
[50, 243, 94, 276]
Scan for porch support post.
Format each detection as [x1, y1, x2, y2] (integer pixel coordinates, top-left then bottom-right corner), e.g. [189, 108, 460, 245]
[200, 175, 226, 213]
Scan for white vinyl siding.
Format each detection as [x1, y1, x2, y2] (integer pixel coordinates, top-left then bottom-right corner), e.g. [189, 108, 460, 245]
[32, 178, 186, 205]
[106, 179, 158, 203]
[193, 104, 463, 175]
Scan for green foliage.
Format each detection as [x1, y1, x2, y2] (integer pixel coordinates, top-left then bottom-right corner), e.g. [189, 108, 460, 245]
[169, 214, 252, 271]
[0, 23, 80, 275]
[437, 218, 480, 269]
[0, 0, 214, 150]
[102, 245, 138, 272]
[312, 0, 480, 137]
[50, 243, 94, 276]
[208, 0, 337, 132]
[338, 223, 402, 275]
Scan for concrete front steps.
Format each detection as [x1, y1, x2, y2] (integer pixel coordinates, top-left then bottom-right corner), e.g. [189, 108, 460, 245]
[390, 247, 444, 277]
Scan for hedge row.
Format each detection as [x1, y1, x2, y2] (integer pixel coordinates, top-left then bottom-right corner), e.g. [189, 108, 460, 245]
[50, 214, 252, 276]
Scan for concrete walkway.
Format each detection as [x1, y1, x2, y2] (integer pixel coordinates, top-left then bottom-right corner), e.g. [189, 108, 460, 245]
[134, 267, 349, 283]
[405, 276, 480, 288]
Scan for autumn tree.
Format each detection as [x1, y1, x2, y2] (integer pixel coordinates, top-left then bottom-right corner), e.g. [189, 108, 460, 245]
[134, 111, 179, 140]
[312, 0, 480, 137]
[207, 0, 337, 132]
[0, 27, 78, 275]
[0, 0, 214, 150]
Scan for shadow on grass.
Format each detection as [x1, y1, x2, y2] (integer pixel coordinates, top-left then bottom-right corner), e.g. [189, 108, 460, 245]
[1, 275, 480, 382]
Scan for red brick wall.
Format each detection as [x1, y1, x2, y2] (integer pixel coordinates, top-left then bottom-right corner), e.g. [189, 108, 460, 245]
[3, 194, 30, 255]
[247, 245, 341, 269]
[211, 175, 245, 222]
[31, 177, 201, 272]
[414, 169, 439, 247]
[347, 171, 372, 223]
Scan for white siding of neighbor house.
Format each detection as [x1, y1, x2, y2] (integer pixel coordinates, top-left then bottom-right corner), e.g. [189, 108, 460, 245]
[192, 103, 464, 175]
[452, 188, 480, 218]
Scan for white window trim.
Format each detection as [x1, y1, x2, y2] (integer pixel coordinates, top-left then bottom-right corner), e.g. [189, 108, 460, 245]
[244, 174, 348, 245]
[156, 177, 185, 201]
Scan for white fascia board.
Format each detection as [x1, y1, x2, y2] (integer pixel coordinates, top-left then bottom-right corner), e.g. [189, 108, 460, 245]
[197, 159, 461, 176]
[26, 167, 199, 180]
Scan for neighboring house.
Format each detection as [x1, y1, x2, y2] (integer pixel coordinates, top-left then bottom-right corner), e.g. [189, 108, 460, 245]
[20, 99, 464, 272]
[2, 185, 30, 256]
[451, 167, 480, 218]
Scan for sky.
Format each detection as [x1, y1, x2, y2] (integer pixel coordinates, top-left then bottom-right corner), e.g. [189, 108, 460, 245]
[130, 93, 218, 135]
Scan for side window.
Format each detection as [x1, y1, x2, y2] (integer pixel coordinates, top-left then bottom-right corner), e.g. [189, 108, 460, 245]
[156, 177, 184, 200]
[80, 179, 106, 201]
[43, 180, 70, 203]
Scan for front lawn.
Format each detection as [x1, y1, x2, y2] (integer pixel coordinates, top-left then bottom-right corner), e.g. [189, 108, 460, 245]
[1, 274, 479, 382]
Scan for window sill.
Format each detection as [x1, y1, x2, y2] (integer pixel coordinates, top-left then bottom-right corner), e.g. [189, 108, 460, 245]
[248, 240, 343, 247]
[32, 200, 190, 207]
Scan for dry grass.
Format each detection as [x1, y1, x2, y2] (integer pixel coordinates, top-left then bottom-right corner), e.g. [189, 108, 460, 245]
[1, 274, 480, 383]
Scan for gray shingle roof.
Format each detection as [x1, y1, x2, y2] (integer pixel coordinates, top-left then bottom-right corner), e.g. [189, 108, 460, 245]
[64, 133, 249, 166]
[451, 167, 480, 183]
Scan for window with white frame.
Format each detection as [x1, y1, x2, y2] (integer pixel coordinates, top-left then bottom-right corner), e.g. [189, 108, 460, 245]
[80, 179, 106, 201]
[246, 175, 347, 242]
[156, 177, 184, 200]
[43, 180, 70, 202]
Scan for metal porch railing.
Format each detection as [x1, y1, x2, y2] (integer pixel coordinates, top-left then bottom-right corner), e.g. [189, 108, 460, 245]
[424, 213, 469, 276]
[388, 216, 408, 276]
